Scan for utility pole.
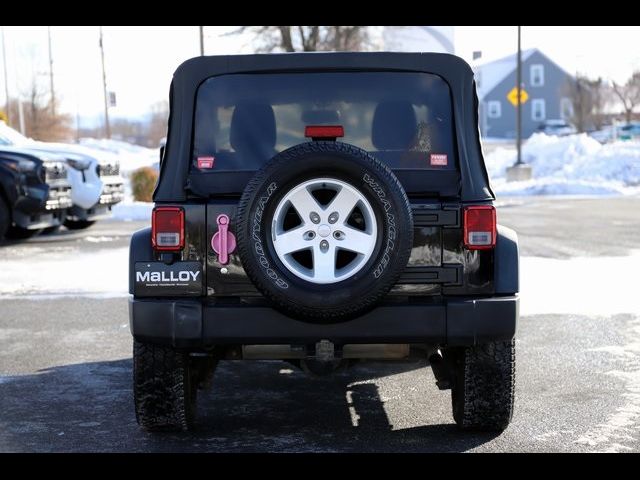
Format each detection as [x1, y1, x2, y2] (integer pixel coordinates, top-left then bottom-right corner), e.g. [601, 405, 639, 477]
[506, 25, 532, 182]
[199, 26, 205, 56]
[99, 26, 111, 139]
[1, 27, 10, 124]
[47, 26, 55, 116]
[516, 25, 522, 165]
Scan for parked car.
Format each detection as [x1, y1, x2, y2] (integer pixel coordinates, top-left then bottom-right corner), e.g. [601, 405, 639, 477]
[129, 52, 519, 432]
[617, 122, 640, 140]
[0, 121, 124, 231]
[0, 146, 72, 240]
[536, 119, 577, 136]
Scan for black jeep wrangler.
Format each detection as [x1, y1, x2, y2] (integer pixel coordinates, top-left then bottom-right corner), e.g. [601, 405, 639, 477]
[0, 146, 72, 241]
[129, 52, 519, 432]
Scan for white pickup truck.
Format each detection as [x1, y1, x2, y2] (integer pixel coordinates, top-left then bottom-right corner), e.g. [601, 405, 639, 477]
[0, 121, 124, 231]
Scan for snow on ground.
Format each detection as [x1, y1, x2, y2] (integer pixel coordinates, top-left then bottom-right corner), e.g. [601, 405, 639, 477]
[111, 200, 153, 221]
[0, 248, 128, 298]
[485, 133, 640, 196]
[520, 253, 640, 316]
[2, 242, 639, 318]
[78, 137, 159, 175]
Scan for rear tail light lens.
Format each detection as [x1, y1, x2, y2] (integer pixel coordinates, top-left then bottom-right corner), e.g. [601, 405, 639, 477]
[152, 207, 184, 251]
[463, 205, 496, 250]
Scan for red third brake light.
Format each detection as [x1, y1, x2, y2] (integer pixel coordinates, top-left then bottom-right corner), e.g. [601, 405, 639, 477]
[152, 207, 184, 251]
[463, 205, 496, 250]
[305, 125, 344, 140]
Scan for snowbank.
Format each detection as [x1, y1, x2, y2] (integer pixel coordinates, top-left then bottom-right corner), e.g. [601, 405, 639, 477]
[111, 200, 153, 221]
[78, 138, 159, 175]
[485, 133, 640, 196]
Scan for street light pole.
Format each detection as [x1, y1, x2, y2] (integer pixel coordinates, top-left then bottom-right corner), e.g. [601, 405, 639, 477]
[1, 27, 10, 124]
[99, 26, 111, 139]
[199, 26, 205, 56]
[516, 25, 522, 165]
[47, 26, 55, 116]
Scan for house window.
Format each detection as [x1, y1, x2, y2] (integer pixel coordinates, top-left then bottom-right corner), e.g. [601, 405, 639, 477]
[531, 99, 546, 121]
[561, 97, 574, 120]
[530, 64, 544, 87]
[487, 100, 501, 118]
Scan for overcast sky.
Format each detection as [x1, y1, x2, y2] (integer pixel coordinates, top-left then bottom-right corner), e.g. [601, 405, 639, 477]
[2, 26, 639, 122]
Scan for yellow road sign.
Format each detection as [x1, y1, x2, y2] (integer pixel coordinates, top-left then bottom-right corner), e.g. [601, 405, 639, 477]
[507, 87, 529, 106]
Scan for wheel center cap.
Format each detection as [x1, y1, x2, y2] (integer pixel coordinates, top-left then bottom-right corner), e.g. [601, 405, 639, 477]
[318, 224, 331, 238]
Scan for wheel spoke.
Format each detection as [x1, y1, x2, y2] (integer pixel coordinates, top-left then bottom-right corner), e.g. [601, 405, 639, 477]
[288, 187, 321, 221]
[340, 226, 375, 255]
[274, 226, 310, 254]
[313, 244, 336, 281]
[327, 186, 360, 223]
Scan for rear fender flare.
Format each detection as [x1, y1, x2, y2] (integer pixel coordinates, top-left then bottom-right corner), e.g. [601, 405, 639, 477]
[129, 227, 154, 294]
[494, 225, 519, 294]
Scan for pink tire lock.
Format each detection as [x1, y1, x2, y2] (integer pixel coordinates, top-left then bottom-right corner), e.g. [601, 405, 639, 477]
[211, 214, 237, 265]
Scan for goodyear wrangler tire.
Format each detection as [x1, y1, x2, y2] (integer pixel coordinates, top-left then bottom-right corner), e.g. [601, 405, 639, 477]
[236, 141, 413, 322]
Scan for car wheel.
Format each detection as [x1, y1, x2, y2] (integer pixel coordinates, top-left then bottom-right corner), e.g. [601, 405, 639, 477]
[63, 219, 96, 230]
[133, 340, 197, 432]
[0, 196, 10, 241]
[42, 225, 62, 235]
[236, 141, 413, 322]
[450, 339, 516, 431]
[5, 226, 42, 239]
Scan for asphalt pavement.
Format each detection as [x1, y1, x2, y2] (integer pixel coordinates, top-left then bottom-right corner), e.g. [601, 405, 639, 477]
[1, 197, 639, 452]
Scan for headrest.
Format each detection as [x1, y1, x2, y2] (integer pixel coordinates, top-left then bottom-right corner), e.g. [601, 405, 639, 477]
[372, 101, 417, 150]
[230, 102, 276, 152]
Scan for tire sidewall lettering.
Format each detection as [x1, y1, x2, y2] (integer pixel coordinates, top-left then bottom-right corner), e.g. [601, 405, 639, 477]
[363, 173, 397, 279]
[252, 181, 289, 289]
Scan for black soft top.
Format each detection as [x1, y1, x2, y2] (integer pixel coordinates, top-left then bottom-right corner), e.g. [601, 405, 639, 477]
[154, 51, 494, 202]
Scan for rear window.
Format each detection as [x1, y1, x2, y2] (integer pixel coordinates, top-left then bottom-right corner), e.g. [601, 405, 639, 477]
[193, 72, 457, 173]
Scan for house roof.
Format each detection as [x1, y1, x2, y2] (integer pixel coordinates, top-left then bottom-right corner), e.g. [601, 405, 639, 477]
[474, 48, 537, 99]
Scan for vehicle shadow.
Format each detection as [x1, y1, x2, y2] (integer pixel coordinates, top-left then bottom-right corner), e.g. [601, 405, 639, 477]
[0, 358, 500, 452]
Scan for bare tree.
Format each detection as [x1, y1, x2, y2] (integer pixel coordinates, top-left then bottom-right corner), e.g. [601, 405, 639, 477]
[564, 75, 611, 132]
[237, 26, 371, 52]
[612, 71, 640, 123]
[146, 100, 169, 147]
[8, 77, 71, 142]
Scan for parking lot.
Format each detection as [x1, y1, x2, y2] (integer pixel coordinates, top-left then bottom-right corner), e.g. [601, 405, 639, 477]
[1, 196, 639, 452]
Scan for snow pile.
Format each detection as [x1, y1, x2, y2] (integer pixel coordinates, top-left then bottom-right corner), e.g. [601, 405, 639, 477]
[79, 137, 159, 175]
[486, 133, 640, 196]
[111, 200, 153, 221]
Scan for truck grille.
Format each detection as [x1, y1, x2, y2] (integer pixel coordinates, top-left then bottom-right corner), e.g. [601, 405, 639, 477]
[43, 161, 68, 181]
[98, 162, 120, 177]
[99, 182, 125, 205]
[46, 186, 73, 210]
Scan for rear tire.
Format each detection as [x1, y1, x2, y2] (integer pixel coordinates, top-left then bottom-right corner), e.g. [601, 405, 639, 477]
[133, 340, 197, 432]
[0, 196, 10, 241]
[5, 226, 41, 239]
[42, 225, 61, 235]
[450, 339, 515, 431]
[64, 219, 95, 230]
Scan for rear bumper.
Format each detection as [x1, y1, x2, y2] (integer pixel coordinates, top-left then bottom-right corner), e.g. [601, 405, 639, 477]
[129, 296, 518, 348]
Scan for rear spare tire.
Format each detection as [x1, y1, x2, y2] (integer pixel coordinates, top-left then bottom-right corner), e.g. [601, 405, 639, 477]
[236, 141, 413, 322]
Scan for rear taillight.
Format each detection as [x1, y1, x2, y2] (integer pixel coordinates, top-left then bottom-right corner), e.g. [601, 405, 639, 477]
[152, 207, 184, 251]
[463, 205, 496, 250]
